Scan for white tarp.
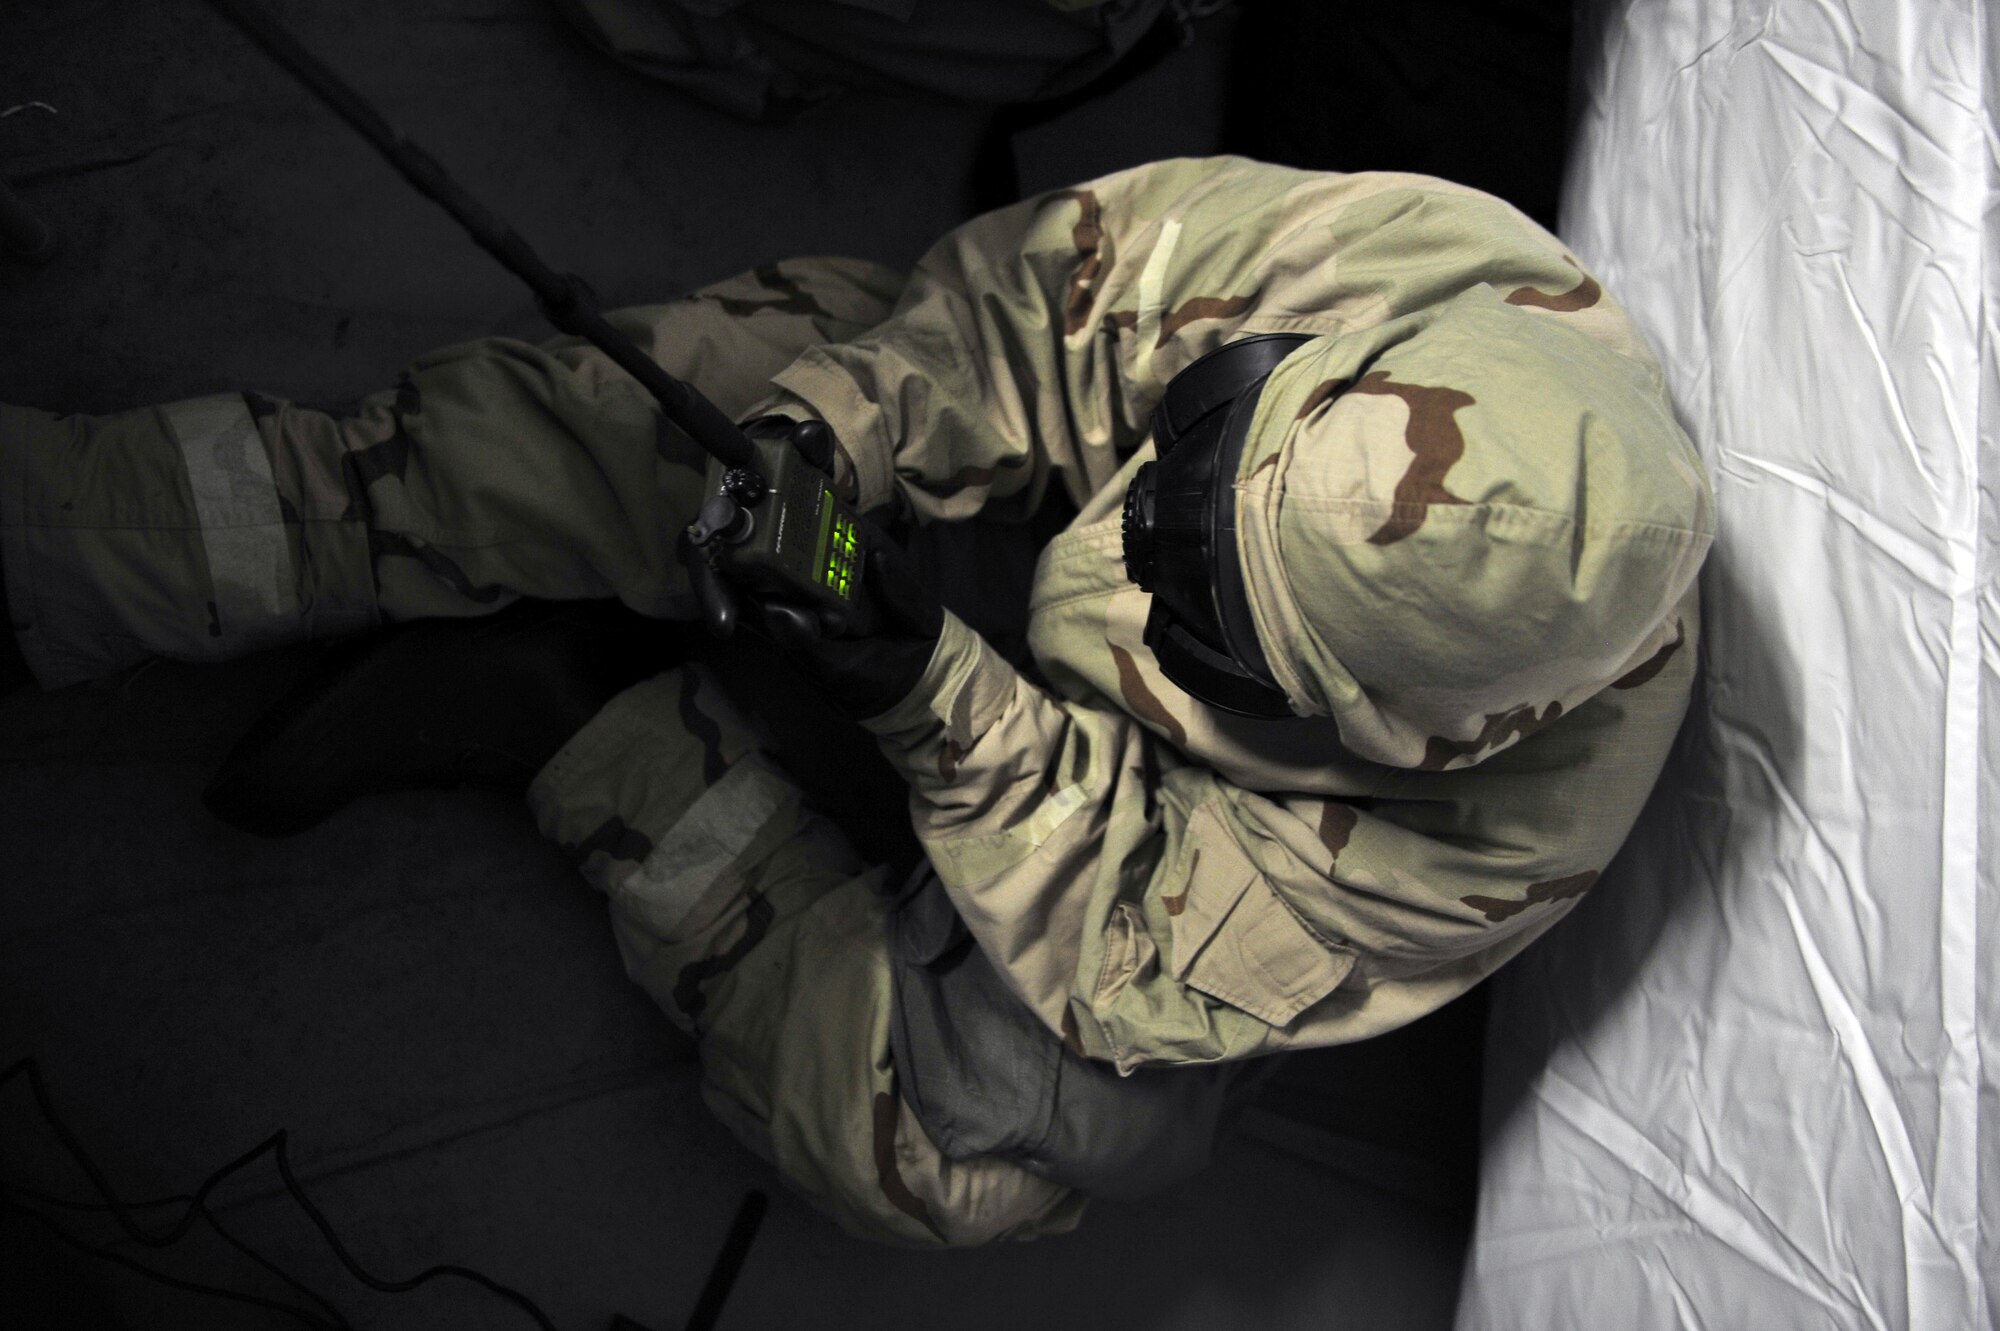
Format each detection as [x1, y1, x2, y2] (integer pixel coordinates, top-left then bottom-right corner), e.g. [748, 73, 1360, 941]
[1458, 2, 1996, 1327]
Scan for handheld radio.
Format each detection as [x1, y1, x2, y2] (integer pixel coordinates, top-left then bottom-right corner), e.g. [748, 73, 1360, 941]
[682, 418, 872, 645]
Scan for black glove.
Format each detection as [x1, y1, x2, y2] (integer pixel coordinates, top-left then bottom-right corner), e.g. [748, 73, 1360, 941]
[792, 530, 945, 718]
[703, 416, 945, 718]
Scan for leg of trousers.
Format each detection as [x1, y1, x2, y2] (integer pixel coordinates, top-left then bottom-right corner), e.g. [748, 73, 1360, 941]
[0, 256, 1083, 1243]
[529, 666, 1084, 1246]
[0, 258, 900, 688]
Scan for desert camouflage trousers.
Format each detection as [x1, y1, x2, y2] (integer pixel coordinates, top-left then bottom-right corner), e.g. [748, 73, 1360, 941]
[532, 666, 1084, 1246]
[0, 258, 1082, 1245]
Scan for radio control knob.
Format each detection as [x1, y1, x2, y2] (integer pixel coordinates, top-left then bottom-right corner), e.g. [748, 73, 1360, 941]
[722, 467, 766, 506]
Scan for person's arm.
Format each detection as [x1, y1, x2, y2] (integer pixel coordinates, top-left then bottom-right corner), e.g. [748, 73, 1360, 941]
[859, 605, 1694, 1070]
[758, 156, 1617, 522]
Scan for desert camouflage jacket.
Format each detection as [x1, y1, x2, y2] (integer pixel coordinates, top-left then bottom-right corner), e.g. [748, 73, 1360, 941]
[759, 157, 1712, 1071]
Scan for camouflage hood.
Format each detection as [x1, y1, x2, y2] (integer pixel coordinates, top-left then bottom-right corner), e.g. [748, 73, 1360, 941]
[1234, 286, 1714, 771]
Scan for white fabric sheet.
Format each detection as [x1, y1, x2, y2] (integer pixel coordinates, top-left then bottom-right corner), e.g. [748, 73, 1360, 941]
[1458, 2, 1997, 1327]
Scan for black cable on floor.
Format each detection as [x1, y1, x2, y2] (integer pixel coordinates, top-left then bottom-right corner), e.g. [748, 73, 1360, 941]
[0, 1057, 347, 1326]
[0, 1056, 557, 1330]
[10, 1203, 344, 1331]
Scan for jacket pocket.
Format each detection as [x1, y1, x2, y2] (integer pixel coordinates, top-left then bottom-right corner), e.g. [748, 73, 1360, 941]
[1166, 804, 1355, 1029]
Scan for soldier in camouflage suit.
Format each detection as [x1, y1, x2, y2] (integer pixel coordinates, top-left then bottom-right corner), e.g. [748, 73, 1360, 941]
[0, 158, 1712, 1245]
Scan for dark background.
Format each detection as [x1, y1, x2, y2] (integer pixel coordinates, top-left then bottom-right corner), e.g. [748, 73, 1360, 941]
[0, 2, 1569, 1326]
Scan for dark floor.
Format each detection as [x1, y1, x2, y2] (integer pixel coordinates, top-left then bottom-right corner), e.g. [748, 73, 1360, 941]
[0, 2, 1568, 1326]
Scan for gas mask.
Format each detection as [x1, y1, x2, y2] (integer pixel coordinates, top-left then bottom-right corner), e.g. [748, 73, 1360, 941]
[1120, 333, 1313, 718]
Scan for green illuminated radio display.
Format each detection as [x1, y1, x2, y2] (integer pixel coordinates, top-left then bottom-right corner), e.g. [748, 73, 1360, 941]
[813, 490, 861, 598]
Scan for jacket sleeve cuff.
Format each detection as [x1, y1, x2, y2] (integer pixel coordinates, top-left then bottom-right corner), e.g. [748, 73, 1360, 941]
[859, 611, 1018, 784]
[764, 351, 901, 515]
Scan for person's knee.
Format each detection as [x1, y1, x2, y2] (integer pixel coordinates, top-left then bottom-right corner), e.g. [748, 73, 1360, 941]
[866, 1090, 1088, 1248]
[686, 878, 1086, 1247]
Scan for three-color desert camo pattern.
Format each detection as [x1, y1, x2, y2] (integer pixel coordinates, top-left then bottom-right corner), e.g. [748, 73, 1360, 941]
[0, 158, 1711, 1244]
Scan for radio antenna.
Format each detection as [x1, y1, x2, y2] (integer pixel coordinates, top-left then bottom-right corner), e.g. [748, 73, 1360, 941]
[202, 0, 760, 472]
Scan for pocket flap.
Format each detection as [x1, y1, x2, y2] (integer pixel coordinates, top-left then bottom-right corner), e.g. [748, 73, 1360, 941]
[1168, 805, 1355, 1029]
